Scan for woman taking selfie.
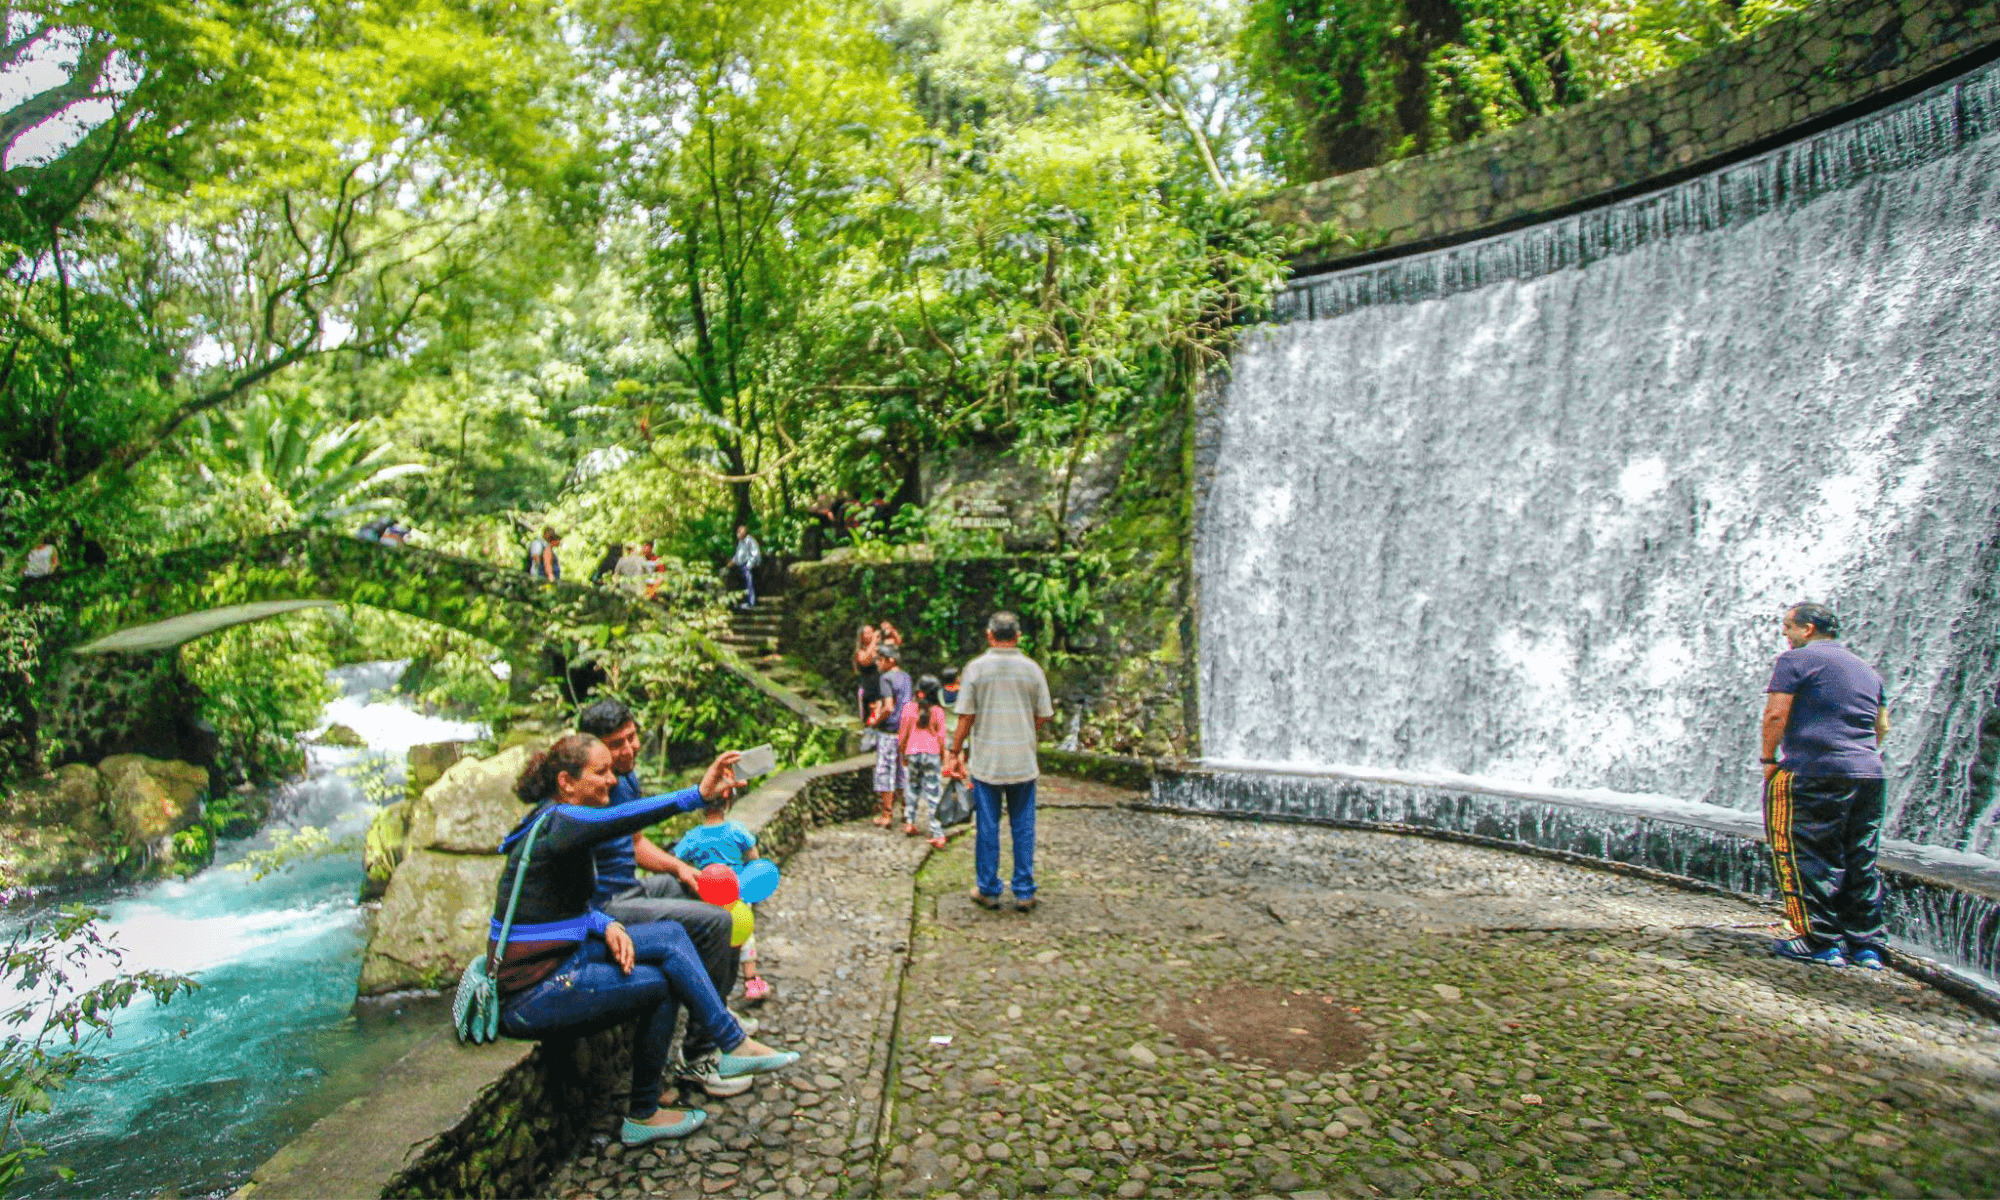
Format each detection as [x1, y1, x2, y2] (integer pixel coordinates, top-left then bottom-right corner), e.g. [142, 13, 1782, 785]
[494, 735, 800, 1145]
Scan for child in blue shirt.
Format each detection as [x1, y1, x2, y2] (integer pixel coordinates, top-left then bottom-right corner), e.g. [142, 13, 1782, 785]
[674, 796, 768, 1001]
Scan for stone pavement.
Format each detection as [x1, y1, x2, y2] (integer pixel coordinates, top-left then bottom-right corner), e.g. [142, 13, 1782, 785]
[548, 777, 2000, 1199]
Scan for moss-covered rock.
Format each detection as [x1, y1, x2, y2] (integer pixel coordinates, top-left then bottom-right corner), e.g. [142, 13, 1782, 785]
[361, 799, 411, 901]
[405, 740, 469, 802]
[0, 762, 112, 838]
[100, 754, 207, 844]
[316, 723, 368, 748]
[0, 822, 114, 889]
[358, 848, 503, 994]
[405, 745, 533, 855]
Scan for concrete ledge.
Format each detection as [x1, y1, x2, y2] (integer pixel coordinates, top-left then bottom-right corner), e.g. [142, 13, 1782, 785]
[1036, 748, 1155, 792]
[234, 754, 875, 1200]
[1147, 763, 2000, 1014]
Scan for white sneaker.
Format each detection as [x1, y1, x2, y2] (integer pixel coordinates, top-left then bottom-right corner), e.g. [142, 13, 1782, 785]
[731, 1010, 761, 1037]
[676, 1048, 754, 1097]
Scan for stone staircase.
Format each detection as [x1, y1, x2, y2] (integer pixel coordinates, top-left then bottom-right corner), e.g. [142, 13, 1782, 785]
[716, 596, 858, 734]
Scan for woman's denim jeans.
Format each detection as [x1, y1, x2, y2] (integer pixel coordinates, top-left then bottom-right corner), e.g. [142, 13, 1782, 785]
[500, 921, 742, 1118]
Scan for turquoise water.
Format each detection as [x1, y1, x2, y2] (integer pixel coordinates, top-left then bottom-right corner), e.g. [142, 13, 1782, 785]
[7, 663, 481, 1199]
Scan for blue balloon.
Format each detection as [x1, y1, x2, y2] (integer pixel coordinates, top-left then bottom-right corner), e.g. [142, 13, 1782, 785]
[737, 859, 780, 904]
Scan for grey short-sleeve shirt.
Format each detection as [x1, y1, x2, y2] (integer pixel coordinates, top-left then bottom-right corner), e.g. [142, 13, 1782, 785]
[955, 647, 1053, 785]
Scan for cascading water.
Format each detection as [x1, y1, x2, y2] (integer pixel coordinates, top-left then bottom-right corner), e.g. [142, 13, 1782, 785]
[1198, 58, 2000, 856]
[5, 662, 482, 1199]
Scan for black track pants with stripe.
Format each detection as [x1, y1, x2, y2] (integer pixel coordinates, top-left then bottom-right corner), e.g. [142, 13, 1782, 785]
[1762, 770, 1888, 953]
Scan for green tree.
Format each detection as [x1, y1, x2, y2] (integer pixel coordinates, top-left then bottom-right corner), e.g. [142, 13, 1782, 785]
[0, 0, 581, 566]
[1245, 0, 1804, 179]
[584, 0, 911, 530]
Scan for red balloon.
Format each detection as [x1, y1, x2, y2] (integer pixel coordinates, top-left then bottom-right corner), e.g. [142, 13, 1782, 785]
[695, 863, 740, 906]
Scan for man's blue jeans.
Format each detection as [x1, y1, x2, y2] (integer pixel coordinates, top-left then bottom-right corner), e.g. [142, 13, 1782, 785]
[500, 922, 742, 1118]
[740, 563, 756, 606]
[971, 778, 1036, 901]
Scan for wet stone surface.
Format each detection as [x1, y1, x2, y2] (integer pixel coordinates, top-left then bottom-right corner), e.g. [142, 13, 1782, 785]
[549, 777, 2000, 1198]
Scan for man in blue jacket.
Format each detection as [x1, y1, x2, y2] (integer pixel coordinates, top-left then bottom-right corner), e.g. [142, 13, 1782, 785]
[578, 700, 754, 1094]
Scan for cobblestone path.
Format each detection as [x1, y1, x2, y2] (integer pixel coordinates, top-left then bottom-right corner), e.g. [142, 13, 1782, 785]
[551, 777, 2000, 1199]
[545, 820, 927, 1199]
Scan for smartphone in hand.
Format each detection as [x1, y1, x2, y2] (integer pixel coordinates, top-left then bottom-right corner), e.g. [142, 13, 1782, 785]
[733, 743, 777, 781]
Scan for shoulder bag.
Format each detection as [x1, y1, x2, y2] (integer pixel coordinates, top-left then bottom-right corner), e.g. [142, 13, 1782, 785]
[452, 808, 552, 1044]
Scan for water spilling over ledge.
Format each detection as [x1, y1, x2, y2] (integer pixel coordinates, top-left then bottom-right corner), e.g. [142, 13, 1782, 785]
[1200, 56, 2000, 857]
[1195, 55, 2000, 998]
[1274, 58, 2000, 324]
[1152, 764, 2000, 998]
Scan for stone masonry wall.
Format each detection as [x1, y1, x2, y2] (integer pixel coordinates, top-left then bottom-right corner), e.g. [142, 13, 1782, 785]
[1269, 0, 2000, 270]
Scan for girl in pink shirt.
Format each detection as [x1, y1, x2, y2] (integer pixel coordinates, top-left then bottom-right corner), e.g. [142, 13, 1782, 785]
[897, 675, 950, 847]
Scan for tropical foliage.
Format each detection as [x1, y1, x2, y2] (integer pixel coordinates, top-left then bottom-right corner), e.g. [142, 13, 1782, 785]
[1246, 0, 1804, 176]
[187, 395, 426, 528]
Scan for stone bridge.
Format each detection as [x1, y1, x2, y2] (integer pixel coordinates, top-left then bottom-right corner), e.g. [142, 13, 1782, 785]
[24, 529, 655, 679]
[8, 529, 847, 771]
[10, 530, 675, 766]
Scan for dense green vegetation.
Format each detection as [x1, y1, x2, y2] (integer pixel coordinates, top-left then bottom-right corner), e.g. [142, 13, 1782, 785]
[1248, 0, 1804, 176]
[0, 0, 1801, 769]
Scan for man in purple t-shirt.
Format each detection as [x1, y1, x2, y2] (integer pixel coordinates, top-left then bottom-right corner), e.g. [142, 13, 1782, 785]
[1759, 602, 1891, 970]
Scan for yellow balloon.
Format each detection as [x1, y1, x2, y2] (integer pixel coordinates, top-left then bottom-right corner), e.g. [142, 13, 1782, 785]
[728, 899, 754, 948]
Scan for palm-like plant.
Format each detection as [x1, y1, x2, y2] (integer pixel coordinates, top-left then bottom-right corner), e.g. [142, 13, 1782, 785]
[190, 395, 428, 525]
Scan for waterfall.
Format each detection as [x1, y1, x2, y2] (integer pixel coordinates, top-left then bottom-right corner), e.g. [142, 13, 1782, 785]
[1200, 59, 2000, 855]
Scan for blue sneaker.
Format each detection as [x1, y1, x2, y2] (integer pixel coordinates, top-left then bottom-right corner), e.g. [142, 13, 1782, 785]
[1771, 937, 1846, 967]
[1849, 947, 1886, 971]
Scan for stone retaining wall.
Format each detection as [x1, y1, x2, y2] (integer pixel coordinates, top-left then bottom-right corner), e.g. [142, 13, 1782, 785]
[784, 555, 1054, 692]
[235, 754, 874, 1200]
[1270, 0, 2000, 272]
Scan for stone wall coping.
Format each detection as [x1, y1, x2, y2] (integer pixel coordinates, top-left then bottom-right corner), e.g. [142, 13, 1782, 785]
[731, 753, 876, 834]
[234, 1033, 532, 1199]
[1271, 0, 2000, 274]
[233, 752, 874, 1200]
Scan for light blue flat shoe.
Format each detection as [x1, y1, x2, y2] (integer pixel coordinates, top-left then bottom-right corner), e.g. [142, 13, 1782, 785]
[622, 1109, 707, 1146]
[718, 1046, 801, 1078]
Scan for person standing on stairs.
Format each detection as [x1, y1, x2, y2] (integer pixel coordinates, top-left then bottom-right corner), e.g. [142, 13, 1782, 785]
[731, 525, 761, 610]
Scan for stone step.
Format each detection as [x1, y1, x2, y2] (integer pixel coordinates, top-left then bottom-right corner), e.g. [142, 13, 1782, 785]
[716, 633, 779, 651]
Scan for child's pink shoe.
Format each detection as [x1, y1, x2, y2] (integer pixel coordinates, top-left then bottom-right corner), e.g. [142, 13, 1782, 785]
[743, 976, 772, 1003]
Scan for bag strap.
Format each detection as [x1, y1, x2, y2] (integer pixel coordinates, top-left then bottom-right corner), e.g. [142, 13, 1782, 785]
[491, 807, 555, 970]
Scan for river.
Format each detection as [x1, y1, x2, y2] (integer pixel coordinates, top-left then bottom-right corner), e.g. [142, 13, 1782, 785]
[9, 661, 482, 1199]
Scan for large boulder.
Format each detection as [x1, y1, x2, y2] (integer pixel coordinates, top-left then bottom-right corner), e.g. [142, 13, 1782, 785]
[0, 823, 112, 889]
[99, 755, 207, 844]
[404, 741, 470, 803]
[356, 849, 503, 994]
[0, 763, 111, 838]
[360, 799, 410, 901]
[404, 745, 533, 854]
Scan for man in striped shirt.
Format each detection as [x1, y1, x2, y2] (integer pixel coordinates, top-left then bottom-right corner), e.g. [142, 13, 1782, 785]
[949, 611, 1054, 912]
